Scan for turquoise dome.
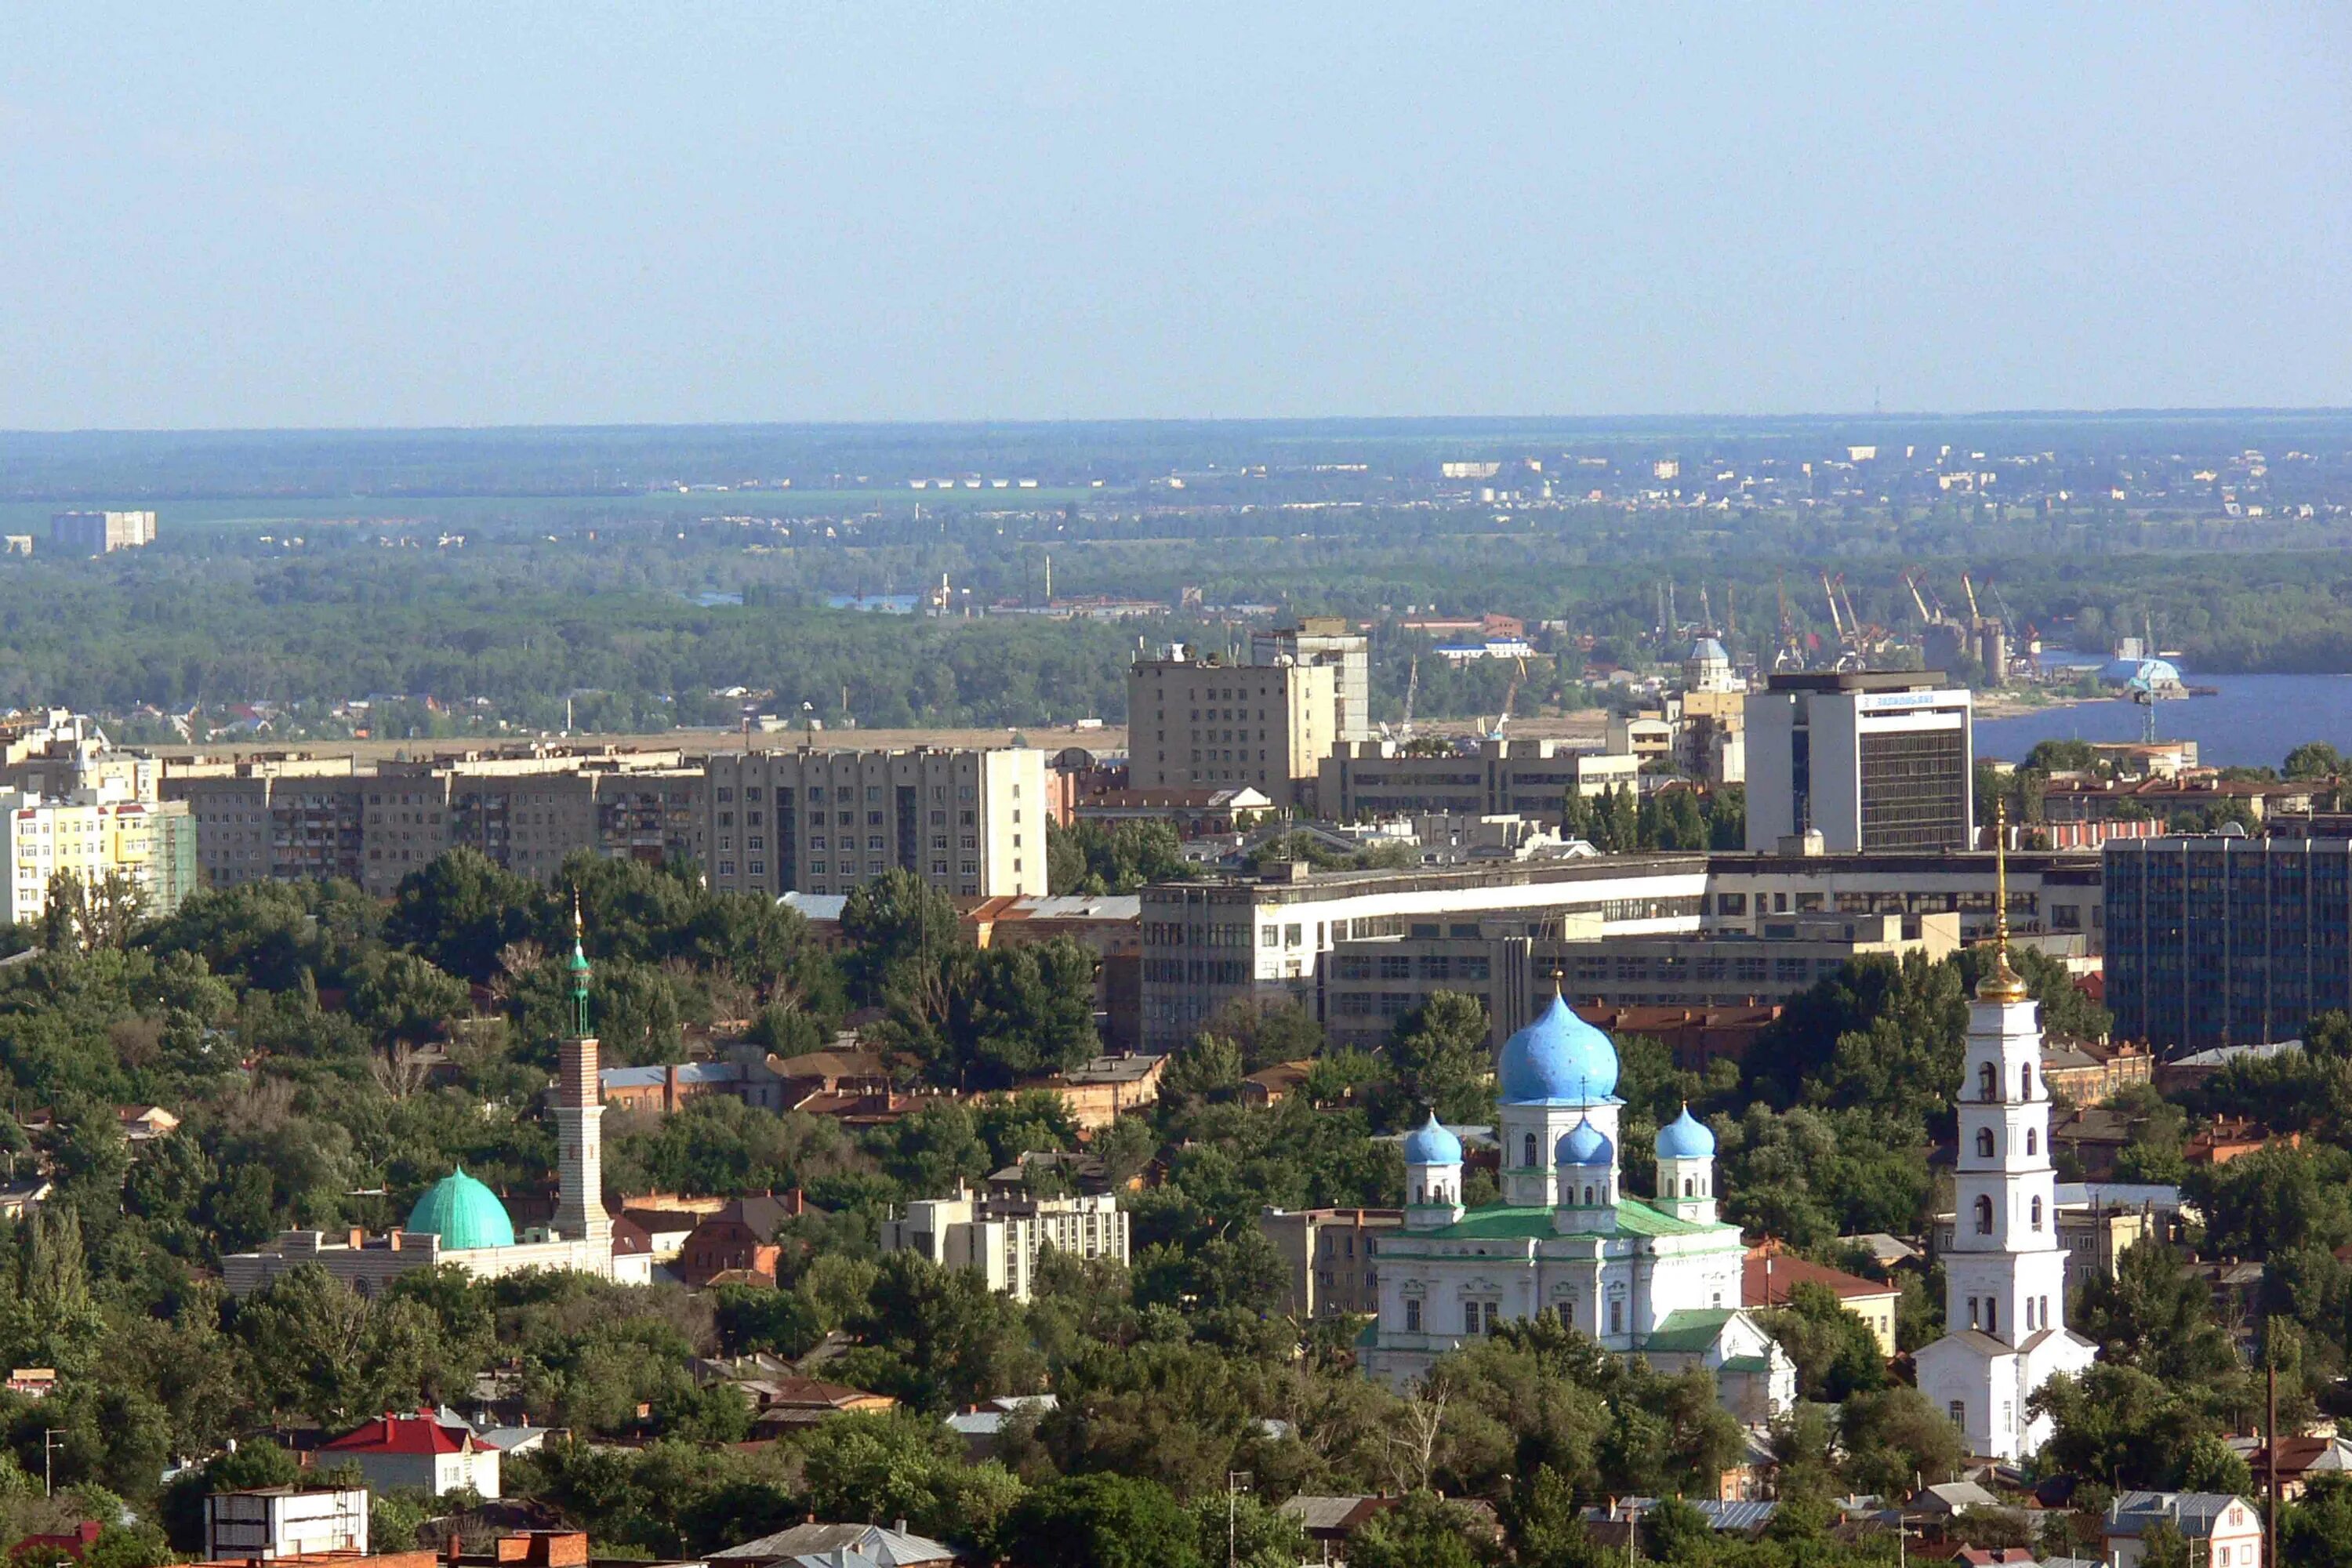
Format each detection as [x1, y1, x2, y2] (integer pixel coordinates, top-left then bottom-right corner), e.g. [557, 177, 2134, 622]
[405, 1166, 517, 1250]
[1499, 993, 1619, 1105]
[1402, 1112, 1463, 1166]
[1654, 1105, 1716, 1160]
[1555, 1118, 1613, 1167]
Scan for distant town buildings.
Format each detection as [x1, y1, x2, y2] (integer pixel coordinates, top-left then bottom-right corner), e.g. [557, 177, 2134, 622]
[49, 510, 156, 555]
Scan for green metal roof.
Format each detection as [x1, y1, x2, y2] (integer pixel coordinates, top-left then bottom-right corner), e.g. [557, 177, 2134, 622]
[405, 1165, 517, 1250]
[1399, 1199, 1727, 1243]
[1640, 1308, 1740, 1353]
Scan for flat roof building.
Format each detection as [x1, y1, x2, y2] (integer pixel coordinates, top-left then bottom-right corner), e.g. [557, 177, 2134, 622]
[1127, 649, 1334, 811]
[702, 746, 1046, 901]
[1745, 672, 1973, 854]
[1319, 738, 1639, 824]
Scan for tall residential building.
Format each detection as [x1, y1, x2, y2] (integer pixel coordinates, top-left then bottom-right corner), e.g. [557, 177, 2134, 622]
[165, 750, 701, 895]
[49, 511, 156, 554]
[880, 1187, 1127, 1301]
[1252, 617, 1371, 742]
[1126, 649, 1336, 811]
[1914, 896, 2096, 1461]
[0, 787, 198, 924]
[701, 746, 1047, 900]
[2103, 833, 2352, 1051]
[1744, 671, 1973, 853]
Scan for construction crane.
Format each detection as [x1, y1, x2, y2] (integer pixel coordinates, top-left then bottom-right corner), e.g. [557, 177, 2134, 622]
[1399, 654, 1420, 741]
[1904, 570, 1935, 625]
[1835, 575, 1864, 642]
[1820, 572, 1846, 641]
[1488, 661, 1526, 739]
[1961, 572, 1982, 622]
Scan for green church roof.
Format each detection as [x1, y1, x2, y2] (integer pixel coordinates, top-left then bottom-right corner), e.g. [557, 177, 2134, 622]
[1390, 1200, 1729, 1244]
[405, 1165, 517, 1250]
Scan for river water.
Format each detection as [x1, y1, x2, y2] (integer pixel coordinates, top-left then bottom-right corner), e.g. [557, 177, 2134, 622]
[1975, 671, 2352, 770]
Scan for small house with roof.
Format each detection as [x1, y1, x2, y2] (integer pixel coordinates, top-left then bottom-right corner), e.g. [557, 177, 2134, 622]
[321, 1409, 501, 1497]
[1361, 989, 1794, 1418]
[2101, 1492, 2262, 1568]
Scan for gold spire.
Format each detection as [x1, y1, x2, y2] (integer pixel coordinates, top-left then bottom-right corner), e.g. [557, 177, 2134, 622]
[1979, 799, 2030, 1002]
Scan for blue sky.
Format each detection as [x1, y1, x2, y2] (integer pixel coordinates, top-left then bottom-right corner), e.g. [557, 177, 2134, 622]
[2, 4, 2347, 428]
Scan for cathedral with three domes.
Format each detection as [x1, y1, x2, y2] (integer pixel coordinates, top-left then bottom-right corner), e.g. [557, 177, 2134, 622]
[1360, 991, 1795, 1417]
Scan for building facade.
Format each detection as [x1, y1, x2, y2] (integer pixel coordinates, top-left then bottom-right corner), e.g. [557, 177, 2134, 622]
[700, 746, 1046, 900]
[1126, 652, 1335, 811]
[1320, 911, 1960, 1051]
[0, 787, 198, 924]
[1141, 850, 2100, 1053]
[1259, 1207, 1403, 1319]
[880, 1188, 1128, 1301]
[1319, 738, 1639, 824]
[205, 1488, 371, 1563]
[1745, 672, 1973, 853]
[1252, 617, 1371, 742]
[2103, 834, 2352, 1051]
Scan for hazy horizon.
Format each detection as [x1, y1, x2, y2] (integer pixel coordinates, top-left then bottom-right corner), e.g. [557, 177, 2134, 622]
[5, 4, 2348, 430]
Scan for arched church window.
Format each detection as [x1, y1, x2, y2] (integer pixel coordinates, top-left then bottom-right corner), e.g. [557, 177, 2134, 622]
[1582, 1184, 1595, 1206]
[1974, 1195, 1994, 1234]
[1976, 1127, 1994, 1158]
[1978, 1062, 1996, 1100]
[2022, 1064, 2035, 1099]
[1683, 1177, 1694, 1197]
[2027, 1128, 2038, 1156]
[1525, 1133, 1538, 1168]
[2031, 1196, 2043, 1231]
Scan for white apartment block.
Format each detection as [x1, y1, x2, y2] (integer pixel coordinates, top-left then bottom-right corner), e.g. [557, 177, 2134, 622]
[49, 510, 157, 554]
[1127, 649, 1336, 811]
[702, 746, 1047, 900]
[880, 1188, 1128, 1301]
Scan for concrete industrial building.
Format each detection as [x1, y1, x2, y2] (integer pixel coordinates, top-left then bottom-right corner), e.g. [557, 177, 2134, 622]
[1127, 648, 1335, 811]
[1319, 738, 1640, 824]
[880, 1187, 1128, 1301]
[2103, 833, 2352, 1050]
[1744, 672, 1973, 853]
[1251, 617, 1372, 742]
[49, 510, 156, 554]
[1142, 850, 2100, 1051]
[700, 746, 1047, 900]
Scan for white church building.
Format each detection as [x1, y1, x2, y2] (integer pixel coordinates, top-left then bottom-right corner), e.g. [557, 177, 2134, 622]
[1914, 897, 2097, 1461]
[1361, 991, 1795, 1419]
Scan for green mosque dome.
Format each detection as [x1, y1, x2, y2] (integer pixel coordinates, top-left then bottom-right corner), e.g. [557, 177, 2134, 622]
[405, 1165, 517, 1250]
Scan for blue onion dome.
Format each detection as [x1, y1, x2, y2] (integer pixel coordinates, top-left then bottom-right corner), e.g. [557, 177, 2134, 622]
[1498, 991, 1620, 1104]
[1555, 1117, 1613, 1168]
[1401, 1112, 1464, 1166]
[1654, 1105, 1717, 1160]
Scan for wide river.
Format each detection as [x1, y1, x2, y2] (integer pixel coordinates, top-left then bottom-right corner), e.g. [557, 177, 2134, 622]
[1976, 671, 2352, 769]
